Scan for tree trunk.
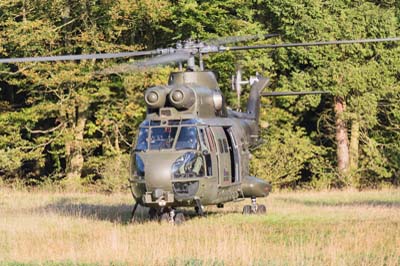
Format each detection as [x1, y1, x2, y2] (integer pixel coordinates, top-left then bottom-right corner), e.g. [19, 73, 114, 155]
[22, 0, 27, 22]
[114, 123, 120, 154]
[349, 118, 360, 176]
[65, 105, 87, 187]
[334, 96, 350, 178]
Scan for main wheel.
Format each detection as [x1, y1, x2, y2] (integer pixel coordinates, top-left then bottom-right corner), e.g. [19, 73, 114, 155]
[174, 212, 186, 225]
[195, 206, 204, 216]
[148, 208, 158, 221]
[160, 212, 171, 223]
[256, 204, 267, 214]
[242, 205, 252, 215]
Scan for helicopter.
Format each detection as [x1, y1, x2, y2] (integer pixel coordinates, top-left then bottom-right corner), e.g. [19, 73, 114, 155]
[1, 35, 400, 224]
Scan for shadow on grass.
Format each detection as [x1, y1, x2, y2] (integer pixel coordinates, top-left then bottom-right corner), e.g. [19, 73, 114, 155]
[276, 197, 400, 208]
[38, 198, 238, 224]
[38, 198, 135, 224]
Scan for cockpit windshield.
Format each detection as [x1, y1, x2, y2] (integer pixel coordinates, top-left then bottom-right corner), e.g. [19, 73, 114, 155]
[136, 128, 148, 151]
[176, 127, 198, 150]
[150, 127, 178, 150]
[135, 120, 200, 151]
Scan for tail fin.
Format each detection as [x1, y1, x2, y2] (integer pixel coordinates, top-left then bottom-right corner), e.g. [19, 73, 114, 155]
[246, 76, 270, 121]
[246, 77, 270, 146]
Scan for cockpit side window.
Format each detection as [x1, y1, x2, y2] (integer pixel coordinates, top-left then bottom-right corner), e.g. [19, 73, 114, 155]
[176, 127, 198, 150]
[150, 127, 178, 150]
[172, 152, 205, 178]
[136, 128, 149, 151]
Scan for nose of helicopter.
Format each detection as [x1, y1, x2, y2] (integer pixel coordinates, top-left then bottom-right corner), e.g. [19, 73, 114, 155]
[135, 150, 203, 206]
[139, 151, 178, 193]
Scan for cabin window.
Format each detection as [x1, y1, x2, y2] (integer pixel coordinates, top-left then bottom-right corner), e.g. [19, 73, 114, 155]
[149, 127, 178, 150]
[218, 139, 224, 153]
[198, 128, 212, 176]
[223, 139, 229, 153]
[176, 127, 198, 150]
[136, 128, 149, 151]
[205, 128, 216, 152]
[199, 129, 207, 148]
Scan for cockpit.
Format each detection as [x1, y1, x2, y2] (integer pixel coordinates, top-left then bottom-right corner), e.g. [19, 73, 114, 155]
[135, 119, 199, 151]
[133, 119, 208, 180]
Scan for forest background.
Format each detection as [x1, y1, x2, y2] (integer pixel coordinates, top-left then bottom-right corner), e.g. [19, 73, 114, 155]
[0, 0, 399, 191]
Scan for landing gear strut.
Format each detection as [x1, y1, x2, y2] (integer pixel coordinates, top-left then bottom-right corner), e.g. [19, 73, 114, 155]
[131, 203, 186, 224]
[156, 207, 186, 225]
[130, 202, 139, 223]
[194, 199, 205, 216]
[242, 196, 266, 215]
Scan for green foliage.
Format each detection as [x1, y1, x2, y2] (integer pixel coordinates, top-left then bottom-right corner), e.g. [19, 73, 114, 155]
[251, 126, 322, 187]
[0, 0, 399, 189]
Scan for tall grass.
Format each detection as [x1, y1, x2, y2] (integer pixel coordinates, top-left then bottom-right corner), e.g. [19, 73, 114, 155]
[0, 189, 399, 265]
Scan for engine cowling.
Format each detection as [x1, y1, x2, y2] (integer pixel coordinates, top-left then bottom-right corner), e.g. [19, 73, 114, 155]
[168, 87, 195, 110]
[144, 86, 168, 109]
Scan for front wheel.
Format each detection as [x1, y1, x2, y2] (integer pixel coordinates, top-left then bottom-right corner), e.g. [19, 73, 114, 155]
[256, 204, 267, 214]
[174, 213, 186, 225]
[242, 205, 252, 215]
[160, 212, 171, 223]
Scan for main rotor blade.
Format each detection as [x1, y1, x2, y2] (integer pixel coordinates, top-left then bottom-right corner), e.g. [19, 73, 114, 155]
[219, 37, 400, 52]
[135, 52, 192, 67]
[206, 33, 279, 46]
[98, 52, 191, 74]
[262, 91, 330, 97]
[0, 50, 160, 64]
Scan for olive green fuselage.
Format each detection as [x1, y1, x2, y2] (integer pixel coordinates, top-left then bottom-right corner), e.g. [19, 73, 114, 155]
[129, 71, 271, 209]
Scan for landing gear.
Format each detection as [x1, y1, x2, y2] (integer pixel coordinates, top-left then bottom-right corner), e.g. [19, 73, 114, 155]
[130, 202, 139, 223]
[160, 211, 171, 223]
[174, 212, 186, 225]
[194, 199, 205, 216]
[242, 205, 252, 214]
[256, 204, 266, 214]
[157, 207, 186, 225]
[242, 196, 267, 215]
[131, 203, 186, 224]
[149, 207, 158, 220]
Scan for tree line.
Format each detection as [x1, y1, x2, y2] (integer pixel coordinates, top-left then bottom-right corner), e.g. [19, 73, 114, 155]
[0, 0, 399, 190]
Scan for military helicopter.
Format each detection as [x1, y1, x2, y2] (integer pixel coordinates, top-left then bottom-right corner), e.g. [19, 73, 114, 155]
[1, 35, 399, 224]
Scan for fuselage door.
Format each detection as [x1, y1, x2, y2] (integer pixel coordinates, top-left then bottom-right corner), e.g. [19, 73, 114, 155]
[210, 127, 232, 186]
[224, 127, 240, 183]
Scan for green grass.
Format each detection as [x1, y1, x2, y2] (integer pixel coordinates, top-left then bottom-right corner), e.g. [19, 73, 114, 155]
[0, 189, 399, 265]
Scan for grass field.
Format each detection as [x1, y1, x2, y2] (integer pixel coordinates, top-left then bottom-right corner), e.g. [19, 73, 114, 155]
[0, 188, 399, 266]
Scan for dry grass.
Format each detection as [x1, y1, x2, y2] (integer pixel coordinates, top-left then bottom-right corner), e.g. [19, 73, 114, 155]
[0, 188, 399, 266]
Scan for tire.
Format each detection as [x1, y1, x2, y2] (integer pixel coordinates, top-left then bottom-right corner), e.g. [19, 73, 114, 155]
[174, 212, 185, 225]
[148, 208, 158, 221]
[195, 206, 204, 216]
[257, 204, 267, 214]
[160, 212, 171, 223]
[242, 205, 252, 215]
